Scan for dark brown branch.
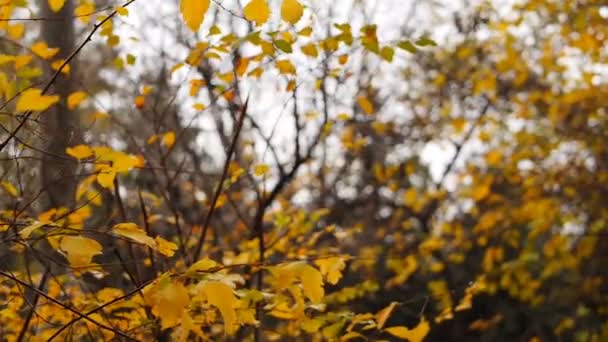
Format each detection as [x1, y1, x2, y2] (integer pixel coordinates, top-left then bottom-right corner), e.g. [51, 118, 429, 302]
[0, 0, 138, 152]
[191, 96, 249, 264]
[0, 270, 136, 341]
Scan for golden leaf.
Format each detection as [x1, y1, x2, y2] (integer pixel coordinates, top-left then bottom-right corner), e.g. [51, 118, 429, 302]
[385, 318, 430, 342]
[244, 0, 270, 26]
[66, 144, 93, 160]
[180, 0, 210, 32]
[357, 96, 374, 115]
[60, 236, 103, 268]
[112, 222, 156, 249]
[199, 281, 239, 334]
[162, 131, 176, 149]
[30, 41, 59, 59]
[145, 277, 190, 330]
[48, 0, 66, 12]
[67, 91, 88, 110]
[376, 302, 399, 330]
[281, 0, 303, 25]
[16, 88, 60, 112]
[314, 257, 346, 285]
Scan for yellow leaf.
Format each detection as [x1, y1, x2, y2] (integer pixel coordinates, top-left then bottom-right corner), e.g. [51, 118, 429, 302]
[7, 23, 25, 39]
[275, 59, 296, 74]
[60, 236, 103, 268]
[19, 222, 46, 239]
[66, 144, 93, 160]
[67, 91, 88, 110]
[376, 302, 399, 329]
[31, 41, 60, 59]
[112, 222, 156, 249]
[485, 150, 502, 167]
[96, 165, 116, 189]
[301, 43, 318, 57]
[74, 2, 95, 24]
[51, 59, 70, 74]
[116, 6, 128, 16]
[14, 55, 33, 70]
[199, 281, 239, 334]
[162, 131, 176, 148]
[281, 0, 303, 25]
[48, 0, 66, 12]
[145, 277, 190, 330]
[385, 318, 430, 342]
[244, 0, 270, 26]
[299, 264, 324, 303]
[180, 0, 210, 32]
[187, 258, 218, 274]
[1, 181, 18, 197]
[357, 96, 374, 115]
[155, 236, 178, 257]
[16, 88, 60, 112]
[134, 95, 145, 109]
[314, 256, 346, 285]
[254, 163, 270, 176]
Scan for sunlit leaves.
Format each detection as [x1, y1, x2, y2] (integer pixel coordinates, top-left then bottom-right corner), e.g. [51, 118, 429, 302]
[145, 277, 190, 330]
[180, 0, 210, 32]
[376, 302, 399, 329]
[244, 0, 270, 26]
[357, 96, 374, 115]
[315, 257, 346, 285]
[162, 131, 176, 149]
[66, 144, 93, 159]
[112, 223, 177, 257]
[268, 262, 325, 304]
[385, 318, 430, 342]
[254, 163, 270, 176]
[67, 91, 88, 110]
[281, 0, 303, 25]
[113, 222, 156, 248]
[60, 236, 102, 268]
[198, 281, 239, 334]
[16, 88, 60, 112]
[74, 1, 95, 24]
[48, 0, 66, 12]
[275, 59, 295, 74]
[31, 41, 60, 59]
[300, 264, 324, 303]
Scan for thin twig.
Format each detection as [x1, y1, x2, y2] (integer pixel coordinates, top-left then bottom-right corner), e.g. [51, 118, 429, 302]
[191, 96, 249, 264]
[0, 0, 138, 152]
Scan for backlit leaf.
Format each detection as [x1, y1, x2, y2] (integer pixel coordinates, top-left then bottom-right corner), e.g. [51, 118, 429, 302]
[145, 277, 190, 330]
[162, 131, 176, 148]
[30, 41, 59, 59]
[60, 235, 103, 268]
[112, 222, 156, 249]
[155, 236, 178, 257]
[315, 257, 346, 285]
[357, 96, 374, 115]
[48, 0, 66, 12]
[385, 318, 430, 342]
[67, 91, 88, 110]
[244, 0, 270, 26]
[66, 144, 93, 160]
[281, 0, 303, 25]
[16, 88, 60, 112]
[180, 0, 210, 32]
[199, 281, 239, 334]
[299, 264, 324, 303]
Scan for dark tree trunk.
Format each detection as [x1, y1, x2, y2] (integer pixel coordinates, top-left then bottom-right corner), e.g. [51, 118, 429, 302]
[39, 0, 81, 209]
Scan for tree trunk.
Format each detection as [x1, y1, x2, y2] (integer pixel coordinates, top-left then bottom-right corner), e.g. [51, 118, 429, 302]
[39, 0, 81, 209]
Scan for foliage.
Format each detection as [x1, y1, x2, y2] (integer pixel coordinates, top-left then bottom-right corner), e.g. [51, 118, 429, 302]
[0, 0, 606, 341]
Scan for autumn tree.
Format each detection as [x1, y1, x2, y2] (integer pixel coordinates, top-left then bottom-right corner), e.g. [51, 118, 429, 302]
[0, 0, 606, 341]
